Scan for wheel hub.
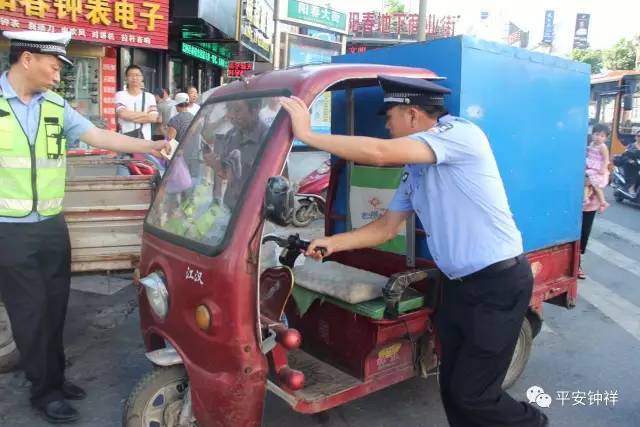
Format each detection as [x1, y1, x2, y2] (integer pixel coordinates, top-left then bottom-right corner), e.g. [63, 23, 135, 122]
[142, 378, 188, 427]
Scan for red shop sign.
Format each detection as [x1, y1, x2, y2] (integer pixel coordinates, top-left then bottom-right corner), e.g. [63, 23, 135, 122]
[0, 0, 169, 49]
[227, 61, 254, 78]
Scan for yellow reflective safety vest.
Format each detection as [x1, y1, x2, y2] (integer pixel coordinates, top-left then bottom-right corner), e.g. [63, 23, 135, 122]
[0, 88, 67, 217]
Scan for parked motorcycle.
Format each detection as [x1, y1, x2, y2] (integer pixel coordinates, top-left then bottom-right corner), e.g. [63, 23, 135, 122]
[611, 155, 640, 206]
[292, 159, 330, 227]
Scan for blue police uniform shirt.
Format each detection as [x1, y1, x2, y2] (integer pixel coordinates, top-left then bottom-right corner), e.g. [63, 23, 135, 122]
[388, 114, 523, 279]
[0, 71, 95, 223]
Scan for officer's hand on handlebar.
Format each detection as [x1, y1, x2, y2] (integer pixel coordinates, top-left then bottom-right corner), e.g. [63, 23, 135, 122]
[305, 237, 333, 261]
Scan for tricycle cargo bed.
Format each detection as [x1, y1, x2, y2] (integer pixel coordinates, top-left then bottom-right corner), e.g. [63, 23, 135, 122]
[64, 157, 154, 272]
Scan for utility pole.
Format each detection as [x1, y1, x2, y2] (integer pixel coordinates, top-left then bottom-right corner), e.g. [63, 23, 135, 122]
[634, 34, 640, 70]
[417, 0, 427, 42]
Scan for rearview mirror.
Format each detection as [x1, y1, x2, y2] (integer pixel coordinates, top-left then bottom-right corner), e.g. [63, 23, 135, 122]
[264, 176, 294, 226]
[623, 94, 633, 111]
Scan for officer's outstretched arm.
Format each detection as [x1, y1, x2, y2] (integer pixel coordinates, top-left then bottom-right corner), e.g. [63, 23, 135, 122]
[303, 133, 436, 166]
[281, 95, 436, 166]
[80, 128, 168, 157]
[305, 211, 410, 260]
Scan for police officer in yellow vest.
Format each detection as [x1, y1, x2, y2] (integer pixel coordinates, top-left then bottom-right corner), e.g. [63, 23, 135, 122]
[0, 30, 168, 424]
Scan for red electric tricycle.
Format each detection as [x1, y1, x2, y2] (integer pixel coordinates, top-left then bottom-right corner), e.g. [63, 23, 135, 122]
[123, 64, 578, 427]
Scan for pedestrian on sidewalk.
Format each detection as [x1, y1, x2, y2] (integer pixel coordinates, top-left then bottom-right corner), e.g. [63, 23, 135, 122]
[166, 92, 194, 143]
[585, 124, 610, 212]
[580, 125, 611, 279]
[115, 65, 158, 142]
[152, 87, 174, 141]
[170, 85, 200, 118]
[0, 30, 169, 424]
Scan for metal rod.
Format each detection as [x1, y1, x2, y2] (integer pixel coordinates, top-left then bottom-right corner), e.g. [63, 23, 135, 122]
[417, 0, 428, 42]
[406, 213, 416, 268]
[345, 86, 354, 231]
[346, 86, 354, 136]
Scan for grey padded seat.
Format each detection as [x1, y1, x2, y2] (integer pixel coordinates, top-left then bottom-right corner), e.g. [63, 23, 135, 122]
[293, 260, 388, 304]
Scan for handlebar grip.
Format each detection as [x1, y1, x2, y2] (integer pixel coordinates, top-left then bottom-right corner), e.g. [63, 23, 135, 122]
[314, 247, 327, 256]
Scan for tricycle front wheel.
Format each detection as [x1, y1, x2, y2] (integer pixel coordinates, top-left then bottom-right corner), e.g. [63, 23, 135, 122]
[502, 317, 533, 390]
[123, 365, 194, 427]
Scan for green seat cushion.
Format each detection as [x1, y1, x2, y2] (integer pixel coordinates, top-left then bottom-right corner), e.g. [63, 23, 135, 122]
[291, 285, 425, 320]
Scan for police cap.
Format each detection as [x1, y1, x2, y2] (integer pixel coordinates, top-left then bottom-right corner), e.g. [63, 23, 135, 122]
[377, 75, 451, 114]
[2, 30, 73, 66]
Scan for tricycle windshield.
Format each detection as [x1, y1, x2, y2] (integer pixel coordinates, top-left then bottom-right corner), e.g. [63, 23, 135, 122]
[146, 95, 282, 252]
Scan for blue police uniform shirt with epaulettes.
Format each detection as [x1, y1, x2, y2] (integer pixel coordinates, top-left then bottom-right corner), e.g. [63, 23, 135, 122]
[0, 71, 95, 223]
[388, 114, 523, 280]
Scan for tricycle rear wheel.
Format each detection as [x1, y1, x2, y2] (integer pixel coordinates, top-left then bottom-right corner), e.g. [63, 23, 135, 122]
[123, 365, 193, 427]
[502, 317, 533, 390]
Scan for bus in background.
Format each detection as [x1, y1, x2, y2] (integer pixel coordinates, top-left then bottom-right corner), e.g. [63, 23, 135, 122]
[590, 70, 640, 157]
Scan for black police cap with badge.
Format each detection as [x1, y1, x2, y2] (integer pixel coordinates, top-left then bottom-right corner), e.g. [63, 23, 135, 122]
[377, 75, 451, 115]
[2, 30, 74, 66]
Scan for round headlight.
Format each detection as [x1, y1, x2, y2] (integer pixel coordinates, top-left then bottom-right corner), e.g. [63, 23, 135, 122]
[139, 272, 169, 320]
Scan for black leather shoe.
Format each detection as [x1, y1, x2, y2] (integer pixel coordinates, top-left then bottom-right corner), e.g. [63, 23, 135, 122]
[61, 381, 86, 400]
[36, 400, 80, 424]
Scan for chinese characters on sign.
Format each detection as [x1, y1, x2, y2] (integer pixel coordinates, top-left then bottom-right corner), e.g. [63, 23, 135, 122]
[227, 61, 253, 78]
[285, 0, 347, 33]
[101, 54, 117, 130]
[542, 10, 554, 44]
[0, 0, 168, 49]
[348, 12, 456, 40]
[573, 13, 590, 49]
[181, 43, 231, 68]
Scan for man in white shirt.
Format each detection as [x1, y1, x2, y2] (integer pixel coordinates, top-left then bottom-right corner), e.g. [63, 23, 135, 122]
[115, 65, 158, 141]
[170, 85, 200, 118]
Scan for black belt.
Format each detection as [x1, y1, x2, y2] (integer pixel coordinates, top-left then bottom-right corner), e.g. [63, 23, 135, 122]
[454, 254, 526, 282]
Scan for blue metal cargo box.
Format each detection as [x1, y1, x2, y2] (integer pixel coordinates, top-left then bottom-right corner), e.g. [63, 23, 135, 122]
[330, 36, 590, 254]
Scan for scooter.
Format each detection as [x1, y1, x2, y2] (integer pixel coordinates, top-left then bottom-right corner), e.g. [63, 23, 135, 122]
[292, 159, 330, 227]
[611, 155, 640, 206]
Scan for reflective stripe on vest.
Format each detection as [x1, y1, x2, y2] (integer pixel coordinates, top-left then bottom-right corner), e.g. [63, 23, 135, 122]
[0, 92, 66, 218]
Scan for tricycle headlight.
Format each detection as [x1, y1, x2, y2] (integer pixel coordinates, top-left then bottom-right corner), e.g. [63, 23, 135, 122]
[139, 272, 169, 320]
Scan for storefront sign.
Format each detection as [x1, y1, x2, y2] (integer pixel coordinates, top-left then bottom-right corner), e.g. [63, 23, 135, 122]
[542, 10, 554, 44]
[101, 51, 117, 131]
[347, 45, 368, 54]
[279, 0, 347, 34]
[181, 42, 231, 68]
[240, 0, 274, 62]
[573, 13, 590, 49]
[0, 0, 169, 49]
[227, 61, 253, 78]
[348, 12, 455, 40]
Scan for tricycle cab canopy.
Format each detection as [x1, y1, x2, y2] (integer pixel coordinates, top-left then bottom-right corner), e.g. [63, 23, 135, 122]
[144, 64, 440, 257]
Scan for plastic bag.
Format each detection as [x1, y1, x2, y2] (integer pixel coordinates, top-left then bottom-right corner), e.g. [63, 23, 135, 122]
[165, 155, 193, 194]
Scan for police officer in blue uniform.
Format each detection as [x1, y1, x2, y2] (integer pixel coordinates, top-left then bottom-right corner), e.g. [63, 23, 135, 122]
[0, 30, 168, 424]
[281, 76, 548, 426]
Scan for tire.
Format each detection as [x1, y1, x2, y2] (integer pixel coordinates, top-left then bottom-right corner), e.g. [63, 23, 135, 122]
[123, 365, 191, 427]
[502, 318, 533, 390]
[0, 301, 20, 373]
[292, 203, 315, 227]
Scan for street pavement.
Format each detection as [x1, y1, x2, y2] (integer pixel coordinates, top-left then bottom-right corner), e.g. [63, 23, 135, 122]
[1, 188, 639, 426]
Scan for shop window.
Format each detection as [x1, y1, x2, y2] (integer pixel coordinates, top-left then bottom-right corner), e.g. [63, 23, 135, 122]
[57, 57, 103, 149]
